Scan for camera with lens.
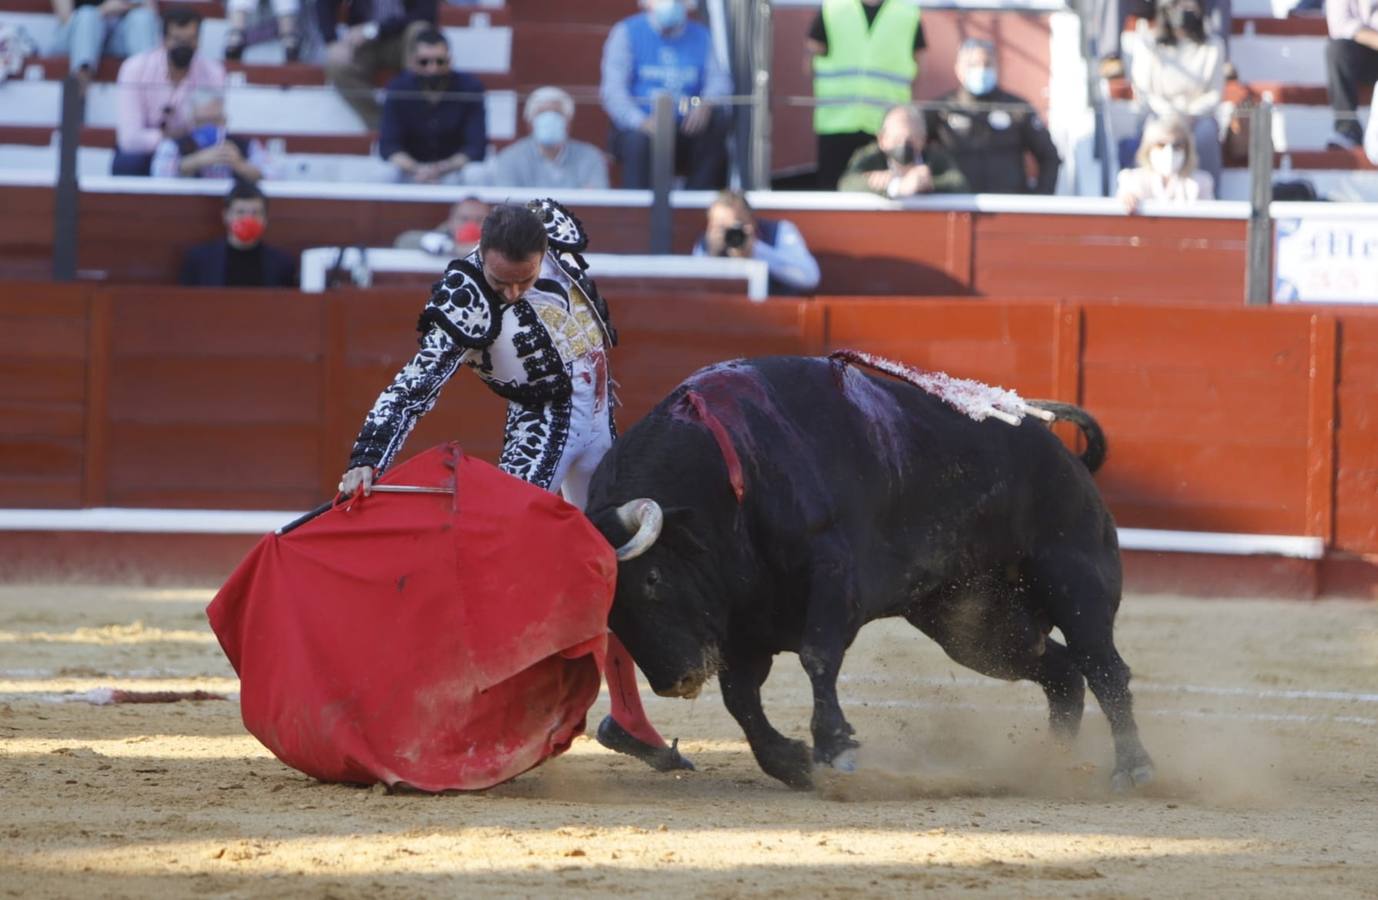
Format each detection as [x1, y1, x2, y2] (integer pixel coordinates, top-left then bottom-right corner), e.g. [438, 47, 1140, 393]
[723, 224, 749, 251]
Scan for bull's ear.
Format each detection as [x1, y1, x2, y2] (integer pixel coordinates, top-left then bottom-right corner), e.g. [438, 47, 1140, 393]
[660, 507, 709, 557]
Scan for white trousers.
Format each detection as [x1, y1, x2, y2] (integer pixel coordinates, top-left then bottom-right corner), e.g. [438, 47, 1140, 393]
[551, 354, 614, 511]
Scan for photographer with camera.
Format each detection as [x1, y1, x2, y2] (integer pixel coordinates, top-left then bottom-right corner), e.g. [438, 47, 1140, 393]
[837, 103, 968, 197]
[692, 190, 820, 296]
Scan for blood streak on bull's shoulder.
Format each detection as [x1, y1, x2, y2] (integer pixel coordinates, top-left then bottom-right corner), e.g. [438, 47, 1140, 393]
[670, 360, 773, 503]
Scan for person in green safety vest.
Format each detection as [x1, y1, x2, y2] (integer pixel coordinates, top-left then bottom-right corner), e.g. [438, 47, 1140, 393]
[807, 0, 926, 190]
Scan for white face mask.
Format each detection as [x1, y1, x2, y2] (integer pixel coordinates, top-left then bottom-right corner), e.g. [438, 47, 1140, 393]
[532, 109, 568, 147]
[1149, 144, 1186, 178]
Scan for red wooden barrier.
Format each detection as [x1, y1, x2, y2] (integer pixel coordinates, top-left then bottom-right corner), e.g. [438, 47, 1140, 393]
[1, 186, 1248, 304]
[1, 285, 1376, 572]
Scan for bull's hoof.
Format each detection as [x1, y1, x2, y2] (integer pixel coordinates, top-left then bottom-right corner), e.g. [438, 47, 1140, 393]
[759, 739, 814, 791]
[595, 716, 695, 772]
[823, 747, 859, 774]
[1110, 763, 1155, 793]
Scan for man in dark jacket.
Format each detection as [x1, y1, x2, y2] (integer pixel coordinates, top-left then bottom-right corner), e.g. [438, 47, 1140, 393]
[379, 27, 486, 184]
[926, 39, 1061, 195]
[321, 0, 437, 129]
[838, 104, 969, 196]
[180, 181, 296, 288]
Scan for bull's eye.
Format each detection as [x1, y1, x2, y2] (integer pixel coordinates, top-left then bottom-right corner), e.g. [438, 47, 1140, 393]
[645, 568, 661, 587]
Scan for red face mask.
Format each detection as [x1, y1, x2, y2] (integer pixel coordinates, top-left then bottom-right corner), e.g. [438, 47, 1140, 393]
[230, 215, 265, 245]
[454, 221, 482, 245]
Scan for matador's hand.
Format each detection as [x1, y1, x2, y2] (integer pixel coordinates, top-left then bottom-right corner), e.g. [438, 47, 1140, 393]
[338, 466, 374, 497]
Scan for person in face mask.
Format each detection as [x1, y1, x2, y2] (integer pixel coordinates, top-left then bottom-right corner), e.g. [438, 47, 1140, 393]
[180, 181, 297, 288]
[1116, 115, 1215, 213]
[490, 86, 611, 190]
[151, 89, 268, 183]
[1124, 0, 1225, 186]
[837, 103, 969, 196]
[394, 196, 492, 255]
[599, 0, 733, 188]
[925, 38, 1061, 195]
[112, 7, 224, 176]
[379, 28, 487, 185]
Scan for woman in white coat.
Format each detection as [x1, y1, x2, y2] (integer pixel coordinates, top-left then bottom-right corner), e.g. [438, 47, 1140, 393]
[1116, 115, 1215, 213]
[1125, 0, 1226, 185]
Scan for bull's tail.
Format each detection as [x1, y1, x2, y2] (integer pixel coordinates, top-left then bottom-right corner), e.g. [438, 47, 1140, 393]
[1026, 401, 1107, 474]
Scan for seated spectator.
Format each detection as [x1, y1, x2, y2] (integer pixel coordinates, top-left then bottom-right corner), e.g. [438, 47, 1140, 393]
[181, 181, 297, 287]
[393, 195, 490, 254]
[926, 38, 1060, 195]
[1093, 0, 1230, 77]
[692, 190, 820, 296]
[1116, 115, 1214, 213]
[599, 0, 732, 189]
[114, 7, 224, 176]
[379, 28, 486, 185]
[321, 0, 435, 129]
[49, 0, 158, 81]
[225, 0, 300, 62]
[1325, 0, 1378, 149]
[491, 87, 610, 189]
[151, 89, 268, 181]
[1124, 0, 1225, 185]
[838, 104, 969, 196]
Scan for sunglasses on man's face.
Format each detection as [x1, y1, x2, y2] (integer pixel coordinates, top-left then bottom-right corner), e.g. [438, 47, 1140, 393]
[415, 56, 450, 69]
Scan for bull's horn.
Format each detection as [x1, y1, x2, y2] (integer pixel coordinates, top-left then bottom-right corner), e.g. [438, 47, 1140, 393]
[614, 499, 663, 561]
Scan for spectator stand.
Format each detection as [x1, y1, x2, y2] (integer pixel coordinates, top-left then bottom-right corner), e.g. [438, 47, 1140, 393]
[19, 165, 1378, 305]
[0, 0, 515, 181]
[1095, 0, 1378, 201]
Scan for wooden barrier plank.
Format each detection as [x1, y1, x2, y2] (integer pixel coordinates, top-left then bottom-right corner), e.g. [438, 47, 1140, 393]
[82, 289, 108, 507]
[0, 402, 84, 439]
[1333, 313, 1378, 553]
[1306, 315, 1339, 543]
[103, 288, 323, 356]
[107, 358, 323, 424]
[784, 210, 972, 295]
[0, 285, 90, 507]
[0, 360, 86, 405]
[104, 421, 322, 509]
[972, 213, 1246, 302]
[823, 299, 1059, 395]
[0, 186, 55, 276]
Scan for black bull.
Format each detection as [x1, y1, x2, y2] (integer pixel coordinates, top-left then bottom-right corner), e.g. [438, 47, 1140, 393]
[587, 354, 1155, 791]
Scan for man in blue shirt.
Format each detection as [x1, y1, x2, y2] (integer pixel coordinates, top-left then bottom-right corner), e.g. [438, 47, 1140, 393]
[379, 28, 487, 185]
[599, 0, 732, 189]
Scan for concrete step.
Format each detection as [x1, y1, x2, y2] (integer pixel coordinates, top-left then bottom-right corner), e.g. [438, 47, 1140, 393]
[1230, 33, 1327, 86]
[1219, 167, 1378, 201]
[1107, 98, 1361, 152]
[0, 80, 520, 140]
[1107, 78, 1371, 108]
[0, 11, 511, 72]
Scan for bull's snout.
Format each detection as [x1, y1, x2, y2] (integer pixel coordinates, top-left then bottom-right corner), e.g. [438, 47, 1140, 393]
[656, 675, 705, 700]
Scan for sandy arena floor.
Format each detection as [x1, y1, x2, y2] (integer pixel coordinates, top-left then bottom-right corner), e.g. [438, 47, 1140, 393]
[1, 583, 1376, 899]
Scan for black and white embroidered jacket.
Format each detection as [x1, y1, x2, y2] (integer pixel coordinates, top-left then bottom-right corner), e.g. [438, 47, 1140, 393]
[348, 200, 617, 488]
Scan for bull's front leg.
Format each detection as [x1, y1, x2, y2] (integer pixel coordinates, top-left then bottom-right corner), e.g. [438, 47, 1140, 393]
[800, 621, 859, 772]
[719, 650, 813, 790]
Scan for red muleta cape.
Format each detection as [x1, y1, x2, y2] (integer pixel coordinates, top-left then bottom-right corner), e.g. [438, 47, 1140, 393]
[206, 443, 616, 791]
